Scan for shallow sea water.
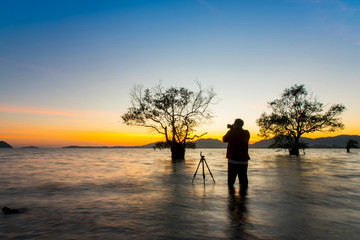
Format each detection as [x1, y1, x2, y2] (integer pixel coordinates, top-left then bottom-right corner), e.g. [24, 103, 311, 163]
[0, 148, 359, 239]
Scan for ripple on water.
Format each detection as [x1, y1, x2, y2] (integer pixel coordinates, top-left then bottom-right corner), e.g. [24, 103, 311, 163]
[0, 148, 359, 239]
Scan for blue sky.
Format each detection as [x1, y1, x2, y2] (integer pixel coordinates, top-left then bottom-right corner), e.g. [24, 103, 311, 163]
[1, 0, 360, 146]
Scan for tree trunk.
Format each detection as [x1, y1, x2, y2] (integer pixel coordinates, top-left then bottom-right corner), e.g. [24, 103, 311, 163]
[289, 137, 300, 156]
[289, 147, 299, 156]
[171, 143, 185, 160]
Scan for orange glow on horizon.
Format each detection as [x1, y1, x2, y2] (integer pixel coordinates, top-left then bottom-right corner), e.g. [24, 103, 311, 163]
[3, 127, 357, 148]
[0, 113, 360, 147]
[2, 127, 163, 148]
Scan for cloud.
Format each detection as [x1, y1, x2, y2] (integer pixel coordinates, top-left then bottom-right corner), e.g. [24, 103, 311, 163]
[198, 0, 209, 6]
[302, 0, 358, 12]
[0, 58, 65, 78]
[197, 0, 221, 13]
[0, 105, 115, 119]
[334, 0, 357, 12]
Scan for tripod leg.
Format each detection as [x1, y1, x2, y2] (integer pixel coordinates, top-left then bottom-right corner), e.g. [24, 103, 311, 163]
[204, 159, 216, 183]
[202, 159, 205, 181]
[192, 159, 202, 183]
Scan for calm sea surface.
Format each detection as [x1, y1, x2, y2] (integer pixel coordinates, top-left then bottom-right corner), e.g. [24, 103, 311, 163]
[0, 148, 359, 239]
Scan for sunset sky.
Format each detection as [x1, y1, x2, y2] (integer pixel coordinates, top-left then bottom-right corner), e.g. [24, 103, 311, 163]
[1, 0, 360, 147]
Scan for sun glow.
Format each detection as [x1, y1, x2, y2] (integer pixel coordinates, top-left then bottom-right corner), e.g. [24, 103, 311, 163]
[1, 103, 357, 148]
[3, 128, 163, 148]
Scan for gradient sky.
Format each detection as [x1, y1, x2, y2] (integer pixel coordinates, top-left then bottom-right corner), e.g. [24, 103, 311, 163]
[1, 0, 360, 147]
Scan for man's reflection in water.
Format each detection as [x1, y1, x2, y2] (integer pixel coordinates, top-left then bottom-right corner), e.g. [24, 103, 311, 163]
[228, 186, 253, 240]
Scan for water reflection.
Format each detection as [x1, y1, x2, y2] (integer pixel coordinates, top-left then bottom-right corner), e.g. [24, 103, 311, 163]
[151, 159, 225, 239]
[227, 186, 251, 239]
[0, 148, 359, 239]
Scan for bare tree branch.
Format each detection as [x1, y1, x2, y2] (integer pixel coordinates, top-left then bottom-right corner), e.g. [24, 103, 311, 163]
[121, 82, 217, 159]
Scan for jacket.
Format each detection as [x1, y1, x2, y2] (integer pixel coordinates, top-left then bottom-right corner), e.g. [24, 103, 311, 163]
[223, 128, 250, 161]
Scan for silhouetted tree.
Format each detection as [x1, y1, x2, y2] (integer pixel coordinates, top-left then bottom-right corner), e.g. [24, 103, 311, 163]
[346, 139, 358, 153]
[122, 82, 216, 160]
[256, 84, 346, 156]
[269, 135, 308, 155]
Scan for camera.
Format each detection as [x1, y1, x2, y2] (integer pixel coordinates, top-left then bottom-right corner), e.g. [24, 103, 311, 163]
[227, 124, 233, 129]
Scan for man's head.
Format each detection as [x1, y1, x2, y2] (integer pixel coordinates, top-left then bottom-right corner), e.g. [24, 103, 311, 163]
[233, 118, 244, 129]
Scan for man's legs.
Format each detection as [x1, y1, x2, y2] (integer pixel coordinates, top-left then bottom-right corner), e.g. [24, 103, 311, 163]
[228, 163, 238, 186]
[238, 164, 248, 187]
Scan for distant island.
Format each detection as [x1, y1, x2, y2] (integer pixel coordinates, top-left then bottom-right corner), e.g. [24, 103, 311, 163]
[62, 135, 360, 149]
[0, 141, 13, 148]
[21, 146, 39, 148]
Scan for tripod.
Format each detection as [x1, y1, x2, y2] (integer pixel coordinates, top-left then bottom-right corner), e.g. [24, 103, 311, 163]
[192, 152, 215, 183]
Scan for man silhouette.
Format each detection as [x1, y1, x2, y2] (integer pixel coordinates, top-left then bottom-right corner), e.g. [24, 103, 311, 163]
[223, 118, 250, 188]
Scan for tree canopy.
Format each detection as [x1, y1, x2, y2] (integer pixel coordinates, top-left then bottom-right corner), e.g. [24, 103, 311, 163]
[256, 84, 346, 155]
[346, 139, 358, 153]
[121, 82, 216, 159]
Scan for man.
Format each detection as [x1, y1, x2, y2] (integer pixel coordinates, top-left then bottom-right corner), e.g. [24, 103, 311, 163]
[223, 118, 250, 188]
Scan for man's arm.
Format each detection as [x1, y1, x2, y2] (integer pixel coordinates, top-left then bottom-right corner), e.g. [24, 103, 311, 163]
[222, 130, 232, 143]
[244, 130, 250, 142]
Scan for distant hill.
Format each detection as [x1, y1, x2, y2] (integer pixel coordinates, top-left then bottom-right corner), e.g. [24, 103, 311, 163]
[63, 139, 227, 149]
[250, 138, 273, 148]
[136, 135, 360, 149]
[136, 142, 161, 148]
[0, 141, 13, 148]
[251, 135, 360, 148]
[63, 144, 154, 148]
[196, 135, 360, 148]
[64, 146, 118, 148]
[60, 135, 359, 149]
[193, 138, 227, 148]
[136, 139, 227, 148]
